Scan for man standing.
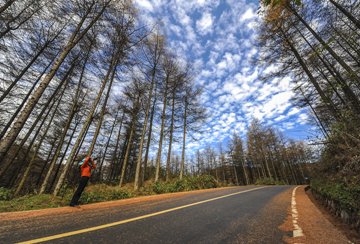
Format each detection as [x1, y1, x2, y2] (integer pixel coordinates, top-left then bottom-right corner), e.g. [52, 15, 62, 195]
[69, 156, 96, 207]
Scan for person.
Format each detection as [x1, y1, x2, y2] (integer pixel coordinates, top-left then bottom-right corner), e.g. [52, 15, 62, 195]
[69, 155, 96, 207]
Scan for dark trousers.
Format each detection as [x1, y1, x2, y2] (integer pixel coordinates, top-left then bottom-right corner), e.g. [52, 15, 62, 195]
[70, 176, 89, 206]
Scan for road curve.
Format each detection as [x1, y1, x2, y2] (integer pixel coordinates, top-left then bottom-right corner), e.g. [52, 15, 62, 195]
[0, 185, 293, 243]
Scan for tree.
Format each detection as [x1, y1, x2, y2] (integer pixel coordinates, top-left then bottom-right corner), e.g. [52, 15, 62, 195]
[134, 33, 164, 190]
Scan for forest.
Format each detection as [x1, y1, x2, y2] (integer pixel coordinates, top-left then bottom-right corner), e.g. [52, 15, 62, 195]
[260, 0, 360, 211]
[0, 0, 358, 213]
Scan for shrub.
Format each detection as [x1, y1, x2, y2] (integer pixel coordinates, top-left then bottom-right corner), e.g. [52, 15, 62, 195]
[255, 177, 286, 185]
[0, 187, 13, 201]
[79, 184, 132, 204]
[152, 175, 218, 194]
[311, 178, 360, 211]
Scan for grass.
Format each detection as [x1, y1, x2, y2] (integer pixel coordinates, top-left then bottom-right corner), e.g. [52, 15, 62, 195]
[0, 194, 68, 212]
[0, 175, 218, 213]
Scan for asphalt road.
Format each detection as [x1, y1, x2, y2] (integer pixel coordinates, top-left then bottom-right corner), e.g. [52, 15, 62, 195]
[0, 185, 293, 243]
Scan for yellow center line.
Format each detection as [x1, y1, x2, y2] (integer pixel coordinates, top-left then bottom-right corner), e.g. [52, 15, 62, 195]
[17, 186, 268, 244]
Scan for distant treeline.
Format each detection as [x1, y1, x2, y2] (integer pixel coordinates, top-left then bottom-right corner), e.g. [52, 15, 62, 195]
[192, 120, 312, 186]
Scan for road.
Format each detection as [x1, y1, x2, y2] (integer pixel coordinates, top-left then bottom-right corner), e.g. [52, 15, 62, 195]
[0, 186, 294, 243]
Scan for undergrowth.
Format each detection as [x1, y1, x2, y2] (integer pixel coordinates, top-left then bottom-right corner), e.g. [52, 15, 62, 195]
[152, 175, 217, 194]
[255, 177, 286, 185]
[0, 175, 218, 212]
[310, 178, 360, 212]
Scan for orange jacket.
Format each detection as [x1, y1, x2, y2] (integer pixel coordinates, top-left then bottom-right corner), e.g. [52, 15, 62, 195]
[80, 156, 96, 177]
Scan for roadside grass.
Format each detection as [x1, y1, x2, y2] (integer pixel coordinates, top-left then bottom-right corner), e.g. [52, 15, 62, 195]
[0, 175, 218, 212]
[0, 193, 68, 212]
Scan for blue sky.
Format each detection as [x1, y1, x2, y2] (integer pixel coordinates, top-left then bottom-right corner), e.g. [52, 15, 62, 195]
[134, 0, 317, 153]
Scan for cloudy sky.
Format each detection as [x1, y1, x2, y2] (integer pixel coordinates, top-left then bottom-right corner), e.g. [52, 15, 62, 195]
[134, 0, 317, 153]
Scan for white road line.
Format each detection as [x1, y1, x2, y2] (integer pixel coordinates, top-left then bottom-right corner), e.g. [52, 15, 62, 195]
[291, 186, 304, 238]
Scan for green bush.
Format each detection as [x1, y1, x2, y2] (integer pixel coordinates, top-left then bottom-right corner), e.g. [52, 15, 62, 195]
[152, 175, 217, 194]
[0, 187, 13, 201]
[79, 184, 132, 204]
[310, 178, 360, 211]
[255, 177, 286, 185]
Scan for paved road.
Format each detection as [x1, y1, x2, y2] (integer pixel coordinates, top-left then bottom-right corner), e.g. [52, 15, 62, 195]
[0, 186, 293, 243]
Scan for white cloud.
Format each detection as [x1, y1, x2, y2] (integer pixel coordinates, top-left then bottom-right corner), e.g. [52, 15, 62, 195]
[298, 113, 309, 124]
[287, 107, 300, 116]
[135, 0, 154, 12]
[240, 8, 256, 22]
[132, 0, 311, 155]
[196, 12, 213, 35]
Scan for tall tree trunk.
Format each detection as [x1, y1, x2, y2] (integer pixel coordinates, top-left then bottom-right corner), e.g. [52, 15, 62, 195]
[88, 66, 117, 155]
[97, 111, 119, 181]
[6, 82, 66, 188]
[0, 60, 75, 179]
[298, 86, 330, 138]
[290, 7, 360, 83]
[108, 111, 124, 181]
[335, 38, 360, 67]
[53, 54, 116, 196]
[241, 158, 249, 185]
[165, 89, 176, 182]
[0, 1, 44, 39]
[134, 79, 156, 190]
[0, 41, 51, 104]
[14, 81, 67, 196]
[0, 26, 64, 105]
[262, 149, 272, 179]
[0, 0, 109, 163]
[329, 0, 360, 29]
[48, 120, 80, 192]
[0, 0, 16, 14]
[282, 29, 340, 120]
[0, 50, 59, 140]
[332, 27, 360, 57]
[155, 75, 170, 182]
[296, 26, 360, 112]
[35, 139, 57, 187]
[39, 96, 80, 194]
[38, 42, 92, 192]
[111, 134, 128, 181]
[233, 165, 239, 185]
[119, 96, 140, 187]
[214, 157, 219, 182]
[180, 96, 187, 180]
[142, 91, 157, 184]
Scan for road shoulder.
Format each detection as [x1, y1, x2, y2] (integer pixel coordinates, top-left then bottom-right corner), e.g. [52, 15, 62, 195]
[280, 185, 351, 244]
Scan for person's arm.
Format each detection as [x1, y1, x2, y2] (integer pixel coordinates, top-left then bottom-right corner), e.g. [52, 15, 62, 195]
[81, 157, 90, 169]
[90, 158, 96, 169]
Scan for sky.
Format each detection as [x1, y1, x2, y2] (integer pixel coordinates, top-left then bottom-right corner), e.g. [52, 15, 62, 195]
[133, 0, 318, 153]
